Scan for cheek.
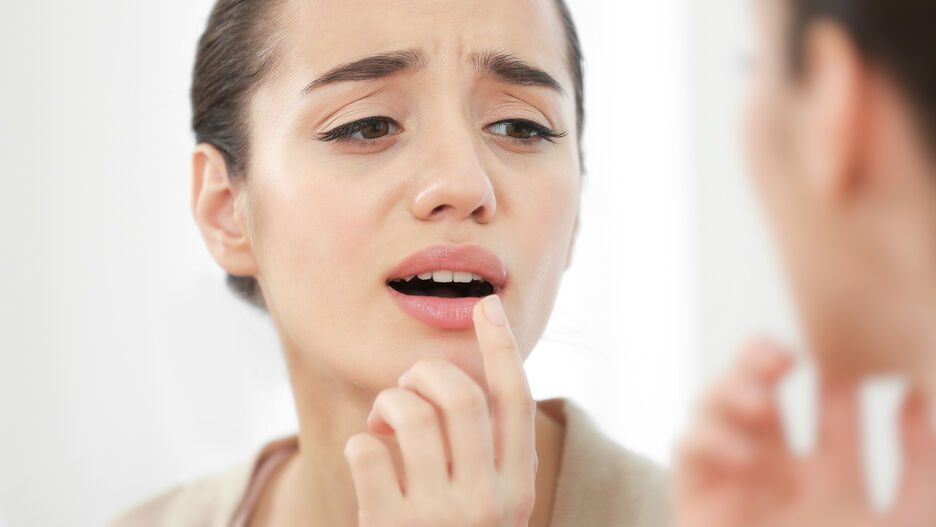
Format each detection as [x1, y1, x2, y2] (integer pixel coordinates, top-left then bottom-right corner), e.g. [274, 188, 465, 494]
[744, 73, 779, 189]
[249, 170, 385, 330]
[505, 171, 580, 352]
[744, 63, 800, 225]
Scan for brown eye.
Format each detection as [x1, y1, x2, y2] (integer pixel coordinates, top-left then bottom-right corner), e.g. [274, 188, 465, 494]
[510, 122, 537, 138]
[486, 119, 565, 143]
[318, 116, 400, 142]
[494, 121, 537, 139]
[360, 119, 390, 139]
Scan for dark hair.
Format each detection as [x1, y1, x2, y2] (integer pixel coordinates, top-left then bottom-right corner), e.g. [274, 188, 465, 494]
[789, 0, 936, 151]
[192, 0, 585, 309]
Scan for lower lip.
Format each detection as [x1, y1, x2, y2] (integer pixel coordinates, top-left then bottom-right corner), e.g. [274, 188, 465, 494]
[387, 287, 490, 330]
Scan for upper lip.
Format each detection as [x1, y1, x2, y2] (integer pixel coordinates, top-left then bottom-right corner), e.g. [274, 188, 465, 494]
[386, 245, 508, 291]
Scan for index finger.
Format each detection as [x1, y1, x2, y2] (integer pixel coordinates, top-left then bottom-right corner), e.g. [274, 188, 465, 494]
[473, 295, 536, 479]
[701, 340, 795, 423]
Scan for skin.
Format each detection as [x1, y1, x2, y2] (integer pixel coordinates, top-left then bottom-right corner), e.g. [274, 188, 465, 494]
[677, 0, 936, 525]
[192, 0, 579, 525]
[745, 0, 936, 385]
[677, 344, 936, 527]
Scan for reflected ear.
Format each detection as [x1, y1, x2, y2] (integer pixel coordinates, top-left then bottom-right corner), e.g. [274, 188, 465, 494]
[191, 143, 259, 277]
[798, 21, 866, 202]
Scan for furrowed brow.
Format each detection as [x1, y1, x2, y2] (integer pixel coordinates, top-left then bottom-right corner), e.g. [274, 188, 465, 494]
[470, 51, 565, 94]
[301, 49, 424, 94]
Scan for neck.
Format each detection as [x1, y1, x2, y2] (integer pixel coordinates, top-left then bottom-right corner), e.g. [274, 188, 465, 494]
[284, 350, 378, 525]
[252, 339, 564, 527]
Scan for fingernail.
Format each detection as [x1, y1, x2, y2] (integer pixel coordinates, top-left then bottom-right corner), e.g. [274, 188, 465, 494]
[483, 295, 507, 326]
[398, 371, 410, 386]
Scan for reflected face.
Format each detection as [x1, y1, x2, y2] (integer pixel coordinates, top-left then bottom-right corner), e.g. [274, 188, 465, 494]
[745, 1, 930, 374]
[240, 0, 580, 389]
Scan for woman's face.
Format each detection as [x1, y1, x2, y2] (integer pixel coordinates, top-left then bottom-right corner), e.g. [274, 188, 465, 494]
[238, 0, 580, 389]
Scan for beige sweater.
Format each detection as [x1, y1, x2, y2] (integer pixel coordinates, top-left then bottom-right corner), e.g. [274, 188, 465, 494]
[108, 399, 671, 526]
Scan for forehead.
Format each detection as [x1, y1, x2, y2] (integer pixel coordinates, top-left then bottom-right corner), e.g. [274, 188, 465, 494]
[272, 0, 571, 88]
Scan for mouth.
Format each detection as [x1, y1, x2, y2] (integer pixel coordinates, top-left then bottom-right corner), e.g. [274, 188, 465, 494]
[387, 271, 496, 298]
[386, 245, 507, 330]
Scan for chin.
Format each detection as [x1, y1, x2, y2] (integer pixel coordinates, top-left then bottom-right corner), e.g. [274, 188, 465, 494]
[807, 313, 917, 378]
[416, 333, 488, 386]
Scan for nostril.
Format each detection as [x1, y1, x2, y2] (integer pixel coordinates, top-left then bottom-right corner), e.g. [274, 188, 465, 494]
[471, 204, 492, 222]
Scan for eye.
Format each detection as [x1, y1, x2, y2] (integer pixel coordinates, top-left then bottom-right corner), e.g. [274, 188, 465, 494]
[485, 119, 567, 143]
[318, 116, 400, 142]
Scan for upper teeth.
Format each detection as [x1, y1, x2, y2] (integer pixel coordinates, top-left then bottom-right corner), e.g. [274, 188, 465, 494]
[396, 271, 487, 284]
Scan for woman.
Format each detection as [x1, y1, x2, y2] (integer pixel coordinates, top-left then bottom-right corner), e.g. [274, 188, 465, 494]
[677, 1, 936, 525]
[110, 0, 668, 525]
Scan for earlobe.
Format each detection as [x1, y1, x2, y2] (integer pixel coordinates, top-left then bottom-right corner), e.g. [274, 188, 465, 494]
[799, 21, 866, 202]
[191, 143, 259, 277]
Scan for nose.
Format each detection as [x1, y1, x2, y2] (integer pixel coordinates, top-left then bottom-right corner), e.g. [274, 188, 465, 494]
[410, 127, 496, 224]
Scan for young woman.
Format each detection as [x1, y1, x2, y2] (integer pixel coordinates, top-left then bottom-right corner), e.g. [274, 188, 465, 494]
[677, 1, 936, 525]
[109, 1, 669, 526]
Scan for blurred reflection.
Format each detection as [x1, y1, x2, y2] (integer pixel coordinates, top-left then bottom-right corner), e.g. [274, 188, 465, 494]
[678, 1, 936, 525]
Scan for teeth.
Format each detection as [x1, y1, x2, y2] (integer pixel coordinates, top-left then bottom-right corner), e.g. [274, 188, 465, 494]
[432, 270, 453, 283]
[400, 271, 488, 283]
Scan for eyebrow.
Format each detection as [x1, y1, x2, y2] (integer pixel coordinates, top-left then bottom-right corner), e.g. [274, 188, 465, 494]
[300, 49, 424, 94]
[470, 51, 566, 95]
[299, 49, 565, 96]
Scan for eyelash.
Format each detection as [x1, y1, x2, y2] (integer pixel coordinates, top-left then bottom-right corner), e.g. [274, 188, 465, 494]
[486, 119, 567, 143]
[317, 116, 399, 143]
[316, 116, 567, 144]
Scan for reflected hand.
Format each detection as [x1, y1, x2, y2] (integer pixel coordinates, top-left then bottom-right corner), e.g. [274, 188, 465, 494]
[676, 342, 936, 527]
[345, 295, 537, 527]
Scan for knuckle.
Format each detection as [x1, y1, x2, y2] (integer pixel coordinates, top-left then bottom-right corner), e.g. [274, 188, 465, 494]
[407, 358, 443, 380]
[344, 433, 383, 464]
[490, 394, 535, 418]
[374, 388, 398, 408]
[399, 402, 437, 430]
[446, 384, 487, 414]
[491, 334, 515, 354]
[467, 499, 502, 526]
[511, 487, 536, 522]
[511, 398, 537, 421]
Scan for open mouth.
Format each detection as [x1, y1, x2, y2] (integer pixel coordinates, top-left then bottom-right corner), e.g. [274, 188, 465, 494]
[388, 271, 496, 298]
[385, 245, 506, 329]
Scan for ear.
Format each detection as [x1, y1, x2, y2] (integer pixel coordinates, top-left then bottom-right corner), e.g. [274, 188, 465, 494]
[797, 21, 867, 202]
[191, 144, 259, 277]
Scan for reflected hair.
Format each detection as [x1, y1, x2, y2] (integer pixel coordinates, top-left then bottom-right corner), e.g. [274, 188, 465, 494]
[191, 0, 586, 309]
[789, 0, 936, 152]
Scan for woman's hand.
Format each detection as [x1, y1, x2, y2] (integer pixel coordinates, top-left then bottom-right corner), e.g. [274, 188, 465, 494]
[676, 342, 936, 527]
[344, 295, 537, 527]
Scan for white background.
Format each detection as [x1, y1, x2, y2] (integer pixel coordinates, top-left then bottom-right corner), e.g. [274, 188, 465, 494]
[0, 1, 881, 526]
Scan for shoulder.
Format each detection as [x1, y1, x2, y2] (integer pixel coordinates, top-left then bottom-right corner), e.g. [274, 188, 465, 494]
[105, 460, 254, 527]
[541, 398, 672, 527]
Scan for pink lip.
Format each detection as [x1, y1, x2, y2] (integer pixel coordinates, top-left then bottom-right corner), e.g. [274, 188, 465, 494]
[386, 245, 507, 330]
